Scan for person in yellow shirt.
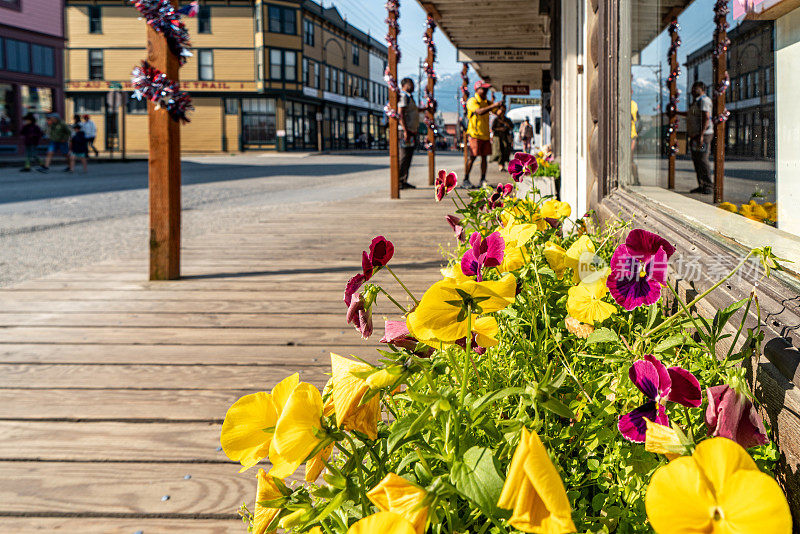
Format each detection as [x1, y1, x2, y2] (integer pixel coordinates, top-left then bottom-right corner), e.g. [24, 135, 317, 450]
[462, 80, 503, 189]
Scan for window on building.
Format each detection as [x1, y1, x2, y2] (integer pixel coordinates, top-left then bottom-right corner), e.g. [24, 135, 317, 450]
[764, 66, 773, 94]
[5, 39, 30, 73]
[31, 44, 54, 77]
[314, 62, 320, 88]
[269, 49, 296, 81]
[198, 49, 213, 80]
[225, 98, 239, 115]
[753, 70, 761, 97]
[268, 5, 296, 35]
[352, 44, 360, 65]
[89, 6, 102, 34]
[304, 19, 315, 46]
[241, 98, 277, 145]
[88, 49, 103, 80]
[270, 49, 282, 79]
[325, 66, 331, 91]
[126, 95, 148, 114]
[303, 58, 309, 85]
[284, 51, 296, 81]
[0, 38, 4, 71]
[198, 5, 211, 33]
[0, 0, 22, 10]
[74, 95, 104, 114]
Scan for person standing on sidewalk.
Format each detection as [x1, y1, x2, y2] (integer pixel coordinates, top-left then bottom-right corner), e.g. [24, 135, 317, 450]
[19, 114, 43, 173]
[519, 116, 533, 154]
[462, 81, 503, 189]
[686, 81, 714, 195]
[492, 103, 514, 172]
[68, 124, 89, 173]
[397, 78, 419, 190]
[82, 115, 99, 157]
[36, 113, 71, 173]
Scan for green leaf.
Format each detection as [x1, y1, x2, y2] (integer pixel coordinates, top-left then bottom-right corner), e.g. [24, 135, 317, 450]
[470, 387, 524, 418]
[652, 333, 688, 353]
[541, 397, 575, 419]
[387, 416, 415, 454]
[585, 327, 619, 345]
[450, 446, 505, 515]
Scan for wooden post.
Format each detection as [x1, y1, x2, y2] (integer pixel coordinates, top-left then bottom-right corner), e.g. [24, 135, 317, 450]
[425, 22, 435, 186]
[147, 26, 181, 280]
[712, 2, 727, 204]
[667, 20, 679, 190]
[387, 7, 400, 200]
[460, 63, 469, 178]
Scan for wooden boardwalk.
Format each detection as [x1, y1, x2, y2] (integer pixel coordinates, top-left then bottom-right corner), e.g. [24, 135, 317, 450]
[0, 187, 453, 533]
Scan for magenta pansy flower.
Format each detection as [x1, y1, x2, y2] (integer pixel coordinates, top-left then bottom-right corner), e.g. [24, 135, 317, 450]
[705, 384, 769, 448]
[618, 354, 702, 442]
[460, 231, 504, 281]
[435, 170, 458, 202]
[606, 229, 676, 311]
[344, 273, 365, 306]
[369, 236, 394, 267]
[380, 320, 434, 357]
[346, 294, 373, 339]
[446, 214, 466, 242]
[507, 152, 538, 182]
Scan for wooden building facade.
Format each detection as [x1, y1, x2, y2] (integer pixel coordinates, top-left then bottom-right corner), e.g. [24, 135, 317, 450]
[63, 0, 388, 154]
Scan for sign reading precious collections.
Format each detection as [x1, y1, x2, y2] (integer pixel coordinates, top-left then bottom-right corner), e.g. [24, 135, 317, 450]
[457, 48, 548, 63]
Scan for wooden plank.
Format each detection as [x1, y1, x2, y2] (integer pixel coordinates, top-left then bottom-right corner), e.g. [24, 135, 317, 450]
[0, 421, 230, 461]
[0, 312, 348, 328]
[0, 343, 365, 365]
[0, 462, 255, 516]
[0, 290, 422, 303]
[0, 388, 251, 421]
[0, 364, 331, 389]
[147, 25, 181, 280]
[0, 517, 241, 534]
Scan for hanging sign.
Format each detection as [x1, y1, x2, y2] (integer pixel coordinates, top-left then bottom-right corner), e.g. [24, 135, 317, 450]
[509, 97, 541, 106]
[457, 48, 548, 63]
[502, 84, 530, 95]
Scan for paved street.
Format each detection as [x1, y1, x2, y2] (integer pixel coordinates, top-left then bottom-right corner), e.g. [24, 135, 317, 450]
[0, 152, 465, 286]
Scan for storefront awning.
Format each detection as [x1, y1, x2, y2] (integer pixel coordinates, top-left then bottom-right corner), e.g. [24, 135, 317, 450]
[417, 0, 550, 90]
[631, 0, 693, 55]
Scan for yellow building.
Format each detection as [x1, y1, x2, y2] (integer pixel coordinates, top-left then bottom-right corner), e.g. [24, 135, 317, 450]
[63, 0, 388, 154]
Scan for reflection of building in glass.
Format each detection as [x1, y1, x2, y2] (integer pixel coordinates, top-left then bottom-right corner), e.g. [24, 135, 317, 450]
[686, 21, 775, 160]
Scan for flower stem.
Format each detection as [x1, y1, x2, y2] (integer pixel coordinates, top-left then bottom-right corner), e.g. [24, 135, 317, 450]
[343, 433, 371, 516]
[385, 265, 419, 305]
[377, 286, 407, 313]
[459, 311, 472, 406]
[644, 250, 755, 339]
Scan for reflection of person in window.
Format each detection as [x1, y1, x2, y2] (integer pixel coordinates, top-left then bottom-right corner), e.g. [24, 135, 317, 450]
[686, 81, 714, 195]
[630, 99, 640, 185]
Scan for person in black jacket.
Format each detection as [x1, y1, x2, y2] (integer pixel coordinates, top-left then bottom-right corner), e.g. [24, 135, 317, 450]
[19, 114, 43, 172]
[68, 124, 89, 173]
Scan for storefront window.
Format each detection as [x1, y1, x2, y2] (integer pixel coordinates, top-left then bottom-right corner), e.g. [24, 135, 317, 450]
[0, 84, 16, 137]
[241, 98, 276, 146]
[621, 0, 790, 233]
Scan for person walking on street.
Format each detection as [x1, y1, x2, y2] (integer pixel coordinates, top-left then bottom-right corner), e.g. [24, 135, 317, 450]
[68, 124, 89, 173]
[82, 115, 99, 157]
[686, 81, 714, 194]
[397, 78, 419, 190]
[37, 113, 71, 173]
[492, 104, 514, 172]
[19, 114, 43, 172]
[463, 81, 503, 189]
[519, 116, 534, 154]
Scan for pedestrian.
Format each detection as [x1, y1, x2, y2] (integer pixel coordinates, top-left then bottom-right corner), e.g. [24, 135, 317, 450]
[462, 80, 503, 189]
[82, 114, 99, 157]
[36, 113, 71, 173]
[68, 123, 89, 173]
[519, 116, 534, 154]
[397, 77, 419, 190]
[491, 103, 514, 172]
[19, 114, 43, 172]
[686, 81, 714, 194]
[71, 114, 82, 129]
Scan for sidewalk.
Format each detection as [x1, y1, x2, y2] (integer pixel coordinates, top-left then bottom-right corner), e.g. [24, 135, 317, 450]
[0, 177, 454, 531]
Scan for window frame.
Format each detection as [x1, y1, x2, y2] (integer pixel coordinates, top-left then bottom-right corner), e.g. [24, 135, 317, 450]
[74, 95, 104, 115]
[198, 5, 211, 34]
[4, 39, 31, 73]
[31, 44, 54, 77]
[88, 5, 102, 34]
[351, 43, 360, 65]
[88, 49, 103, 80]
[0, 0, 22, 11]
[197, 49, 214, 81]
[304, 19, 315, 46]
[267, 4, 297, 35]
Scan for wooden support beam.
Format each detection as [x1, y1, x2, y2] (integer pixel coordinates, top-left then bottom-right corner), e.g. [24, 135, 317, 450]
[712, 7, 727, 204]
[388, 8, 400, 200]
[461, 63, 470, 180]
[147, 26, 181, 280]
[426, 21, 436, 186]
[667, 20, 679, 190]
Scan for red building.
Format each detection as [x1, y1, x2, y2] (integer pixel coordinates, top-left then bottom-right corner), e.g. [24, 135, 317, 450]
[0, 0, 66, 156]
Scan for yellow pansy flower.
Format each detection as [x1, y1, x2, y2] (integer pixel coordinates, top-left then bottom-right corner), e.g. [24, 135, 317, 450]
[566, 278, 616, 325]
[330, 353, 381, 440]
[644, 420, 687, 461]
[253, 469, 284, 534]
[220, 373, 299, 472]
[270, 382, 326, 479]
[473, 315, 500, 347]
[564, 235, 596, 284]
[646, 437, 791, 534]
[543, 241, 568, 279]
[498, 220, 539, 272]
[718, 202, 738, 214]
[764, 202, 777, 221]
[441, 263, 472, 283]
[305, 442, 334, 482]
[540, 200, 571, 220]
[497, 427, 576, 534]
[347, 512, 417, 534]
[406, 274, 516, 343]
[367, 473, 429, 534]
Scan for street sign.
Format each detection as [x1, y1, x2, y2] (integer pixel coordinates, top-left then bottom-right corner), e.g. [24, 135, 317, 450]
[509, 97, 541, 106]
[106, 90, 123, 108]
[109, 81, 123, 90]
[457, 48, 548, 63]
[502, 84, 530, 95]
